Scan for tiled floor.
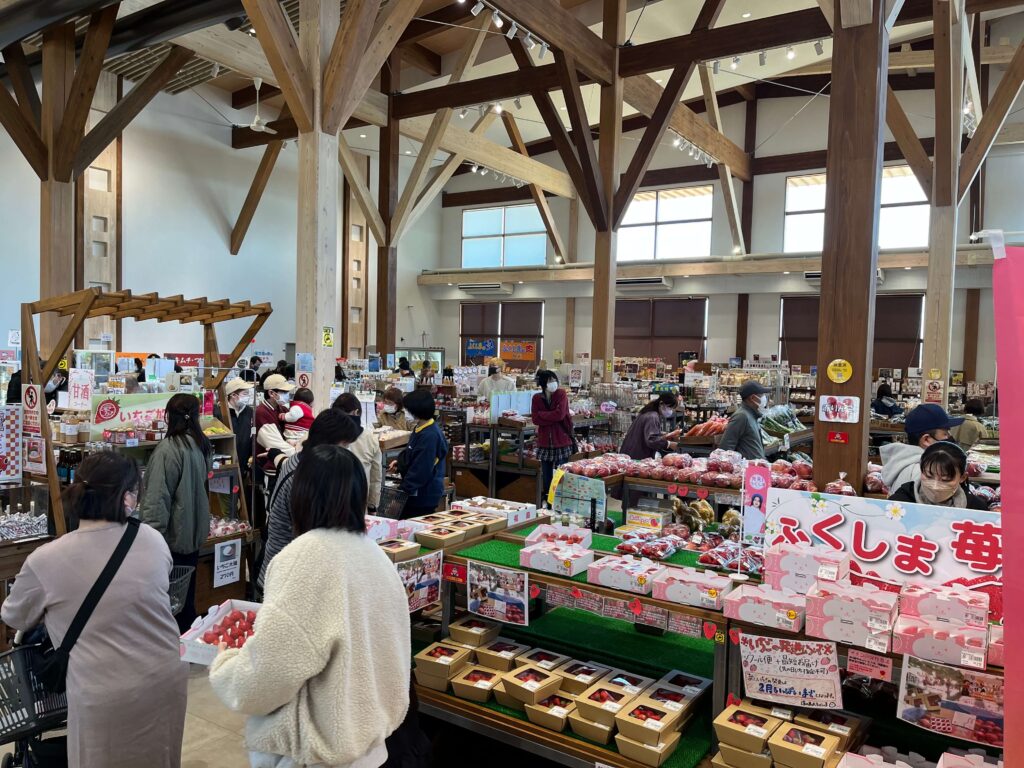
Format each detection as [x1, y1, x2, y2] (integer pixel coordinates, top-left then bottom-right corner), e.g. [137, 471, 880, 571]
[182, 665, 249, 768]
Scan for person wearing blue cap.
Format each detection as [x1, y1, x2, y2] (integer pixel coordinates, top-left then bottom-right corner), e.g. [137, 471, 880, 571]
[880, 403, 965, 491]
[720, 380, 772, 460]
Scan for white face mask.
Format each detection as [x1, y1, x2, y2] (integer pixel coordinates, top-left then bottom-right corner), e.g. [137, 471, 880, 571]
[921, 476, 961, 501]
[276, 391, 291, 406]
[660, 407, 674, 419]
[233, 393, 252, 410]
[546, 381, 559, 393]
[382, 404, 397, 414]
[755, 394, 768, 410]
[44, 379, 59, 393]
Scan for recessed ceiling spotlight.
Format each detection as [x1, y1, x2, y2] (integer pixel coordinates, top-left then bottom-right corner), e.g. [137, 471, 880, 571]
[741, 11, 751, 18]
[405, 149, 411, 154]
[672, 135, 681, 147]
[786, 46, 796, 60]
[904, 266, 912, 270]
[359, 133, 366, 138]
[459, 107, 468, 119]
[493, 102, 503, 114]
[783, 271, 790, 275]
[730, 56, 740, 70]
[471, 163, 479, 173]
[518, 281, 524, 284]
[732, 245, 741, 254]
[493, 13, 503, 28]
[656, 78, 663, 83]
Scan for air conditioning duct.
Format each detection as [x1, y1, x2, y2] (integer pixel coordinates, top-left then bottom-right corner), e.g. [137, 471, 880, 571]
[615, 276, 674, 294]
[804, 269, 884, 287]
[457, 282, 514, 295]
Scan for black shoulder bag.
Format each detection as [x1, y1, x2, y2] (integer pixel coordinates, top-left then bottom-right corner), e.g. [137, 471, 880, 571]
[36, 518, 140, 693]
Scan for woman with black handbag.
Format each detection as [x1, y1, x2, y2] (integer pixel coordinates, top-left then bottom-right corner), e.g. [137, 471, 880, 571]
[2, 452, 188, 768]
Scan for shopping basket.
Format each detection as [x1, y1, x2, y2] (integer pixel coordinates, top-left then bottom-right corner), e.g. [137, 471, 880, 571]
[168, 566, 195, 616]
[375, 485, 409, 519]
[0, 645, 67, 745]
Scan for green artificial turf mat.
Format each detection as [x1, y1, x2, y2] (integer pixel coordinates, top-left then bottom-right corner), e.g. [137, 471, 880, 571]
[501, 607, 715, 679]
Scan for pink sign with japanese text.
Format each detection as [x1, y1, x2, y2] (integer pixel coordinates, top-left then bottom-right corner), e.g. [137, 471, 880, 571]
[765, 489, 1002, 620]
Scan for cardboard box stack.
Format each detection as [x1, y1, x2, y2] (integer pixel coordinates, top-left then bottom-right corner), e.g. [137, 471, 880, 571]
[413, 642, 472, 692]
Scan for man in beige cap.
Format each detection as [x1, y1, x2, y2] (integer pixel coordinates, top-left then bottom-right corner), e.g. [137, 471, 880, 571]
[224, 378, 255, 471]
[252, 374, 296, 539]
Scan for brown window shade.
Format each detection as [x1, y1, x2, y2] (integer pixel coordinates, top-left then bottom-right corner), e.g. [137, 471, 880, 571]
[873, 294, 923, 369]
[780, 296, 820, 368]
[614, 298, 707, 361]
[500, 301, 544, 337]
[461, 302, 500, 335]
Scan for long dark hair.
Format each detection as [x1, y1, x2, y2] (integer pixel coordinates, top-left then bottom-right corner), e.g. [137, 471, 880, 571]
[876, 383, 893, 400]
[536, 369, 559, 391]
[291, 445, 367, 536]
[63, 451, 141, 525]
[165, 393, 211, 457]
[640, 392, 678, 415]
[306, 410, 363, 448]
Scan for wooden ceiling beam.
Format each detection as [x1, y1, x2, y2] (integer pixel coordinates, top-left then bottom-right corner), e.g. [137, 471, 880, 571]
[786, 43, 1017, 75]
[322, 0, 383, 135]
[53, 4, 118, 182]
[399, 3, 473, 45]
[392, 9, 491, 240]
[393, 64, 563, 119]
[1, 42, 41, 129]
[400, 42, 442, 76]
[231, 136, 284, 255]
[488, 0, 615, 85]
[0, 80, 47, 178]
[556, 51, 606, 230]
[699, 63, 745, 254]
[240, 0, 313, 133]
[613, 64, 692, 229]
[338, 136, 387, 246]
[620, 8, 833, 78]
[232, 82, 282, 110]
[959, 38, 1024, 201]
[503, 112, 566, 261]
[73, 45, 192, 177]
[886, 85, 933, 200]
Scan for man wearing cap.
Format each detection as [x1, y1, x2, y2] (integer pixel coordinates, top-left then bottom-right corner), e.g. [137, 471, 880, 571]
[880, 403, 965, 491]
[719, 380, 772, 460]
[224, 378, 255, 472]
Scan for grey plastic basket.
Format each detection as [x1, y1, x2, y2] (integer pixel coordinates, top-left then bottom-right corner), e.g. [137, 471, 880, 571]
[168, 566, 195, 616]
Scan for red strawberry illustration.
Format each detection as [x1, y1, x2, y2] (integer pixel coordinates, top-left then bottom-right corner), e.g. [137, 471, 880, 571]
[95, 398, 120, 424]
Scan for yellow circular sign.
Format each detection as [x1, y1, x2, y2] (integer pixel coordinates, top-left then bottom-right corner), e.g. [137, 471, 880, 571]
[637, 575, 648, 586]
[708, 588, 718, 598]
[787, 610, 798, 621]
[826, 359, 853, 384]
[563, 559, 572, 570]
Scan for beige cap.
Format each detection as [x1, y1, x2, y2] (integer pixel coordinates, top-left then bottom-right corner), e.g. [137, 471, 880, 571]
[224, 378, 253, 397]
[262, 374, 295, 392]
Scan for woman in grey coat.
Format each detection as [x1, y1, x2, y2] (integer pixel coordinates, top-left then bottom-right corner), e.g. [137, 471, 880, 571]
[3, 452, 188, 768]
[140, 392, 212, 630]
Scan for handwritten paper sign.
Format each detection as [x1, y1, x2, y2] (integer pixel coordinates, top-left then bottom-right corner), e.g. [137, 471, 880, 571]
[847, 648, 893, 683]
[667, 611, 702, 638]
[602, 597, 633, 622]
[545, 585, 576, 608]
[739, 633, 842, 709]
[574, 588, 604, 615]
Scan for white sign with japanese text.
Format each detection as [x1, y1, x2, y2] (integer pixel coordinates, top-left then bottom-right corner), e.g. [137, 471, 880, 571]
[765, 489, 1002, 620]
[213, 538, 242, 588]
[739, 634, 842, 709]
[67, 369, 93, 412]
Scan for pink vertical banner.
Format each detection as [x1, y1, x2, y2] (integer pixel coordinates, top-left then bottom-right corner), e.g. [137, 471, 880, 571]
[741, 463, 772, 546]
[993, 246, 1022, 763]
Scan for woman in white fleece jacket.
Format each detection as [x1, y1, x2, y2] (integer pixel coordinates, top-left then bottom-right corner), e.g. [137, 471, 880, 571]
[210, 445, 411, 768]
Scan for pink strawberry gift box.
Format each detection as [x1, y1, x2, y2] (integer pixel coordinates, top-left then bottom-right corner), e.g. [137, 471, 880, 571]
[525, 524, 593, 549]
[586, 555, 666, 594]
[899, 583, 989, 628]
[519, 542, 594, 577]
[805, 581, 898, 650]
[891, 615, 989, 669]
[936, 750, 1003, 768]
[763, 542, 851, 593]
[651, 567, 733, 610]
[837, 755, 919, 768]
[723, 584, 806, 632]
[986, 625, 1003, 667]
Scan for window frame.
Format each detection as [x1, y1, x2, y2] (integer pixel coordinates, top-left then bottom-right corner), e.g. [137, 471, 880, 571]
[619, 185, 715, 261]
[782, 165, 929, 253]
[614, 297, 709, 362]
[461, 204, 548, 269]
[459, 301, 545, 368]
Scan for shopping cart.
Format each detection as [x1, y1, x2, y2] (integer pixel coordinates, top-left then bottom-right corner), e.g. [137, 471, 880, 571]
[0, 634, 68, 768]
[168, 566, 195, 616]
[375, 485, 409, 519]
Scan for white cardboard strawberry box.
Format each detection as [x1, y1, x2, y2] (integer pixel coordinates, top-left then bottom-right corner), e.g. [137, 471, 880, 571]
[181, 598, 263, 665]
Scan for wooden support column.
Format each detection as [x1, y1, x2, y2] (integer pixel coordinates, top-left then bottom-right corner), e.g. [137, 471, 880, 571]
[564, 195, 580, 361]
[963, 287, 980, 382]
[736, 293, 749, 360]
[296, 0, 340, 407]
[342, 151, 371, 358]
[376, 55, 400, 356]
[812, 0, 891, 488]
[40, 24, 75, 358]
[590, 0, 625, 380]
[741, 97, 757, 248]
[921, 0, 964, 399]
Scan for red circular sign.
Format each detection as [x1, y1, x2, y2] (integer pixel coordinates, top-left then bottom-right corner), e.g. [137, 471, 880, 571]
[24, 387, 37, 409]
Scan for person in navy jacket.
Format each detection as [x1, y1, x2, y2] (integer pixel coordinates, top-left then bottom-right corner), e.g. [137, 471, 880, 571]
[397, 389, 448, 519]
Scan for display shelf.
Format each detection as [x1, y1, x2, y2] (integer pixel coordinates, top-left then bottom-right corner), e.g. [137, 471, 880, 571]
[418, 687, 712, 768]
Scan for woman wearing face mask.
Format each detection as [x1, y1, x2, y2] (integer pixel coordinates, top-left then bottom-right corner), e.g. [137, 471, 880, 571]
[888, 441, 990, 510]
[619, 393, 683, 460]
[139, 393, 213, 631]
[719, 380, 771, 460]
[258, 410, 364, 592]
[531, 370, 575, 503]
[375, 386, 415, 431]
[2, 451, 188, 768]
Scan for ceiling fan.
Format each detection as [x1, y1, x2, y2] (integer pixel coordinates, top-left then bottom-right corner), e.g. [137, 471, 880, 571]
[248, 77, 276, 134]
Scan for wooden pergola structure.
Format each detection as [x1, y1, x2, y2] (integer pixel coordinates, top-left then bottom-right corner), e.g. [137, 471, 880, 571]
[21, 287, 272, 536]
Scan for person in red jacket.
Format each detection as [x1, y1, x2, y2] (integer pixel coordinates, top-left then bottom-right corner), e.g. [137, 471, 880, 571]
[531, 369, 575, 505]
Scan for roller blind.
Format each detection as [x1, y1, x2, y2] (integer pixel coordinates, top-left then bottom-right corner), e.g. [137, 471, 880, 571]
[614, 298, 707, 361]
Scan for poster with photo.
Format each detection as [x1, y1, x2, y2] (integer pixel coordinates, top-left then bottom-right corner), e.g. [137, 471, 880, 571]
[467, 561, 529, 626]
[395, 550, 443, 613]
[898, 655, 1003, 747]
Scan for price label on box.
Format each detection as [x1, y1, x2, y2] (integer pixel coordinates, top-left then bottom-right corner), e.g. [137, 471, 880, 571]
[524, 680, 540, 691]
[475, 680, 492, 689]
[828, 723, 851, 735]
[550, 706, 568, 717]
[771, 707, 794, 721]
[745, 725, 767, 738]
[601, 701, 621, 712]
[802, 745, 826, 758]
[867, 615, 891, 631]
[644, 719, 664, 730]
[817, 564, 838, 581]
[960, 650, 986, 669]
[662, 701, 683, 712]
[865, 635, 889, 654]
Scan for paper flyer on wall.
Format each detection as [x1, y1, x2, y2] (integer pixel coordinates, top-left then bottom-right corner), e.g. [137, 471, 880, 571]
[898, 654, 1003, 748]
[467, 561, 529, 626]
[395, 550, 443, 613]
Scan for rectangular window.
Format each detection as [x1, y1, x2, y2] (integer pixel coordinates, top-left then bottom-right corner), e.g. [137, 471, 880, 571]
[783, 166, 929, 252]
[619, 186, 713, 262]
[460, 301, 544, 369]
[779, 293, 925, 369]
[614, 298, 708, 363]
[461, 205, 547, 268]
